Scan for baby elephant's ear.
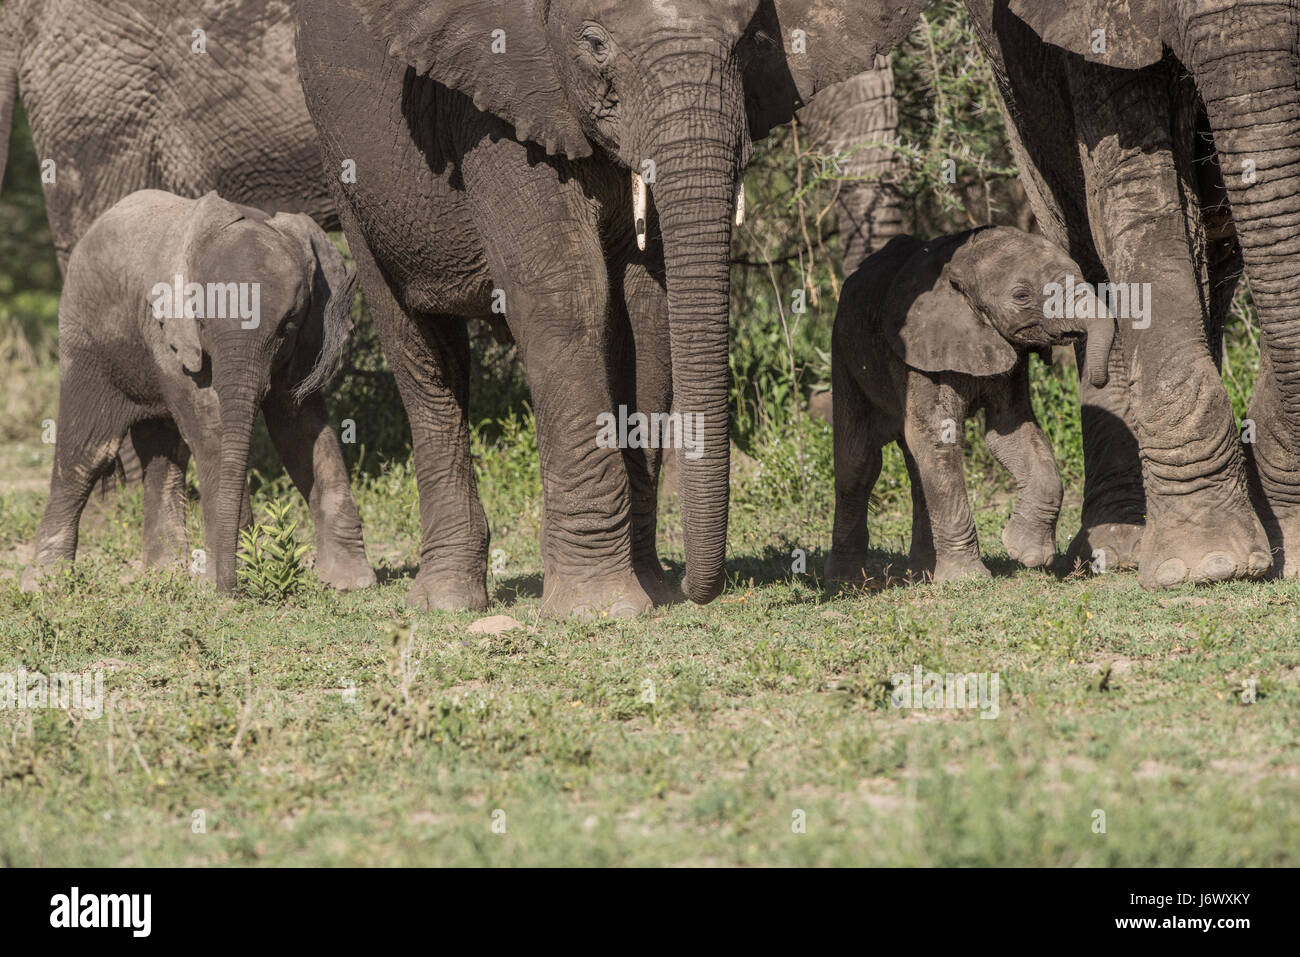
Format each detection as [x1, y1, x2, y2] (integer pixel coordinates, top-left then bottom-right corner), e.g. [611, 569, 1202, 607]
[884, 256, 1018, 378]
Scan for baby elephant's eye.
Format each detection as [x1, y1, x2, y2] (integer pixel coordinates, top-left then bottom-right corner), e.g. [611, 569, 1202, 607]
[1013, 287, 1035, 304]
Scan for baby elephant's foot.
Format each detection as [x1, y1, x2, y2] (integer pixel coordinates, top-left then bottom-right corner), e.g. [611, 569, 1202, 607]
[406, 570, 489, 612]
[542, 571, 653, 620]
[1002, 518, 1056, 568]
[930, 555, 991, 583]
[315, 550, 377, 592]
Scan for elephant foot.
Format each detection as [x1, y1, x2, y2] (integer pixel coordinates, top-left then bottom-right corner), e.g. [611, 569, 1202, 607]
[929, 555, 991, 583]
[1136, 497, 1271, 589]
[1242, 389, 1300, 577]
[633, 554, 674, 606]
[406, 571, 489, 612]
[20, 563, 51, 593]
[315, 549, 378, 591]
[825, 549, 877, 584]
[1002, 517, 1055, 568]
[1258, 503, 1300, 578]
[1066, 521, 1144, 573]
[541, 571, 653, 620]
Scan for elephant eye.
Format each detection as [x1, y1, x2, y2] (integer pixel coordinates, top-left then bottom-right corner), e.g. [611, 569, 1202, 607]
[1013, 287, 1034, 304]
[581, 29, 610, 62]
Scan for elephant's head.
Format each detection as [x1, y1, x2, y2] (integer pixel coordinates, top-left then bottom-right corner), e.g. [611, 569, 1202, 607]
[354, 0, 925, 602]
[884, 228, 1116, 387]
[156, 192, 357, 589]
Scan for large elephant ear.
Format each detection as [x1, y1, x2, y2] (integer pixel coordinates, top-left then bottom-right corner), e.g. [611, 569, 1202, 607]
[1008, 0, 1164, 69]
[352, 0, 591, 160]
[744, 0, 926, 140]
[162, 193, 249, 374]
[884, 241, 1018, 378]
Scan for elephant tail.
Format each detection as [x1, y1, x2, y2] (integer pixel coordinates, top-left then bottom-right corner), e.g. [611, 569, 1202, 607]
[0, 0, 20, 193]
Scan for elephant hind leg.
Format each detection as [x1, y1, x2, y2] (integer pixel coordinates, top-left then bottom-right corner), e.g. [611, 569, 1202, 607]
[827, 361, 885, 584]
[135, 418, 191, 569]
[350, 239, 488, 611]
[24, 367, 135, 590]
[263, 387, 376, 591]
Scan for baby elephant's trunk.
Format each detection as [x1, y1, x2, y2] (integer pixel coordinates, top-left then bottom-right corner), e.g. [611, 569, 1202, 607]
[1082, 311, 1116, 389]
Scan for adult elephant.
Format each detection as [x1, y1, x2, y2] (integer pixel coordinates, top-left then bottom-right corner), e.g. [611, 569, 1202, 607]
[796, 60, 904, 276]
[0, 0, 335, 269]
[966, 0, 1295, 587]
[297, 0, 925, 617]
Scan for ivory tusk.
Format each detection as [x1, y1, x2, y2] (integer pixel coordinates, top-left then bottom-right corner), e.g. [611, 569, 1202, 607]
[734, 181, 746, 227]
[632, 171, 647, 251]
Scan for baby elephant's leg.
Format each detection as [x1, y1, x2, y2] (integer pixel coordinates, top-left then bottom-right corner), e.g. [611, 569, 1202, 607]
[263, 386, 376, 591]
[24, 359, 134, 590]
[981, 361, 1063, 569]
[902, 375, 989, 582]
[134, 419, 192, 568]
[828, 363, 884, 583]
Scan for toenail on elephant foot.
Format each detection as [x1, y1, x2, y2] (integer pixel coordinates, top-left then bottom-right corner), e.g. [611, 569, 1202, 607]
[1066, 522, 1144, 573]
[406, 574, 489, 612]
[542, 574, 653, 619]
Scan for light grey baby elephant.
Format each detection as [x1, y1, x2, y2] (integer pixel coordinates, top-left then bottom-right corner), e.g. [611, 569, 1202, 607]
[826, 226, 1116, 583]
[25, 190, 375, 593]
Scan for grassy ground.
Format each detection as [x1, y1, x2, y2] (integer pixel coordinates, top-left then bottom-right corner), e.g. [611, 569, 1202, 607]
[1, 361, 1297, 867]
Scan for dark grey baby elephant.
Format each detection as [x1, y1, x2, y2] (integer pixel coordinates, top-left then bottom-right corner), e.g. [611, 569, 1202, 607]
[826, 226, 1115, 583]
[24, 190, 375, 593]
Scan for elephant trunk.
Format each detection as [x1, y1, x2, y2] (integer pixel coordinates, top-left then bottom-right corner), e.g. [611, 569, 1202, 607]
[1046, 292, 1114, 388]
[1185, 2, 1300, 436]
[209, 376, 262, 591]
[644, 71, 746, 605]
[1081, 311, 1115, 389]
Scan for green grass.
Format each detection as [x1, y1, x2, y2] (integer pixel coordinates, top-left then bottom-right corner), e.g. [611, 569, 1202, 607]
[2, 368, 1297, 866]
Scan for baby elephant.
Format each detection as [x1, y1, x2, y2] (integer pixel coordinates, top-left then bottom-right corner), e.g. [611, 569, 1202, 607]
[25, 190, 375, 593]
[826, 226, 1115, 583]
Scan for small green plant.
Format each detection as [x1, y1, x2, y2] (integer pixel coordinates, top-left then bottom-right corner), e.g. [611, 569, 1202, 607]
[236, 501, 310, 602]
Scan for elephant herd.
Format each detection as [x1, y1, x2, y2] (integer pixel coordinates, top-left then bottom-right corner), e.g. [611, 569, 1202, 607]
[4, 0, 1300, 618]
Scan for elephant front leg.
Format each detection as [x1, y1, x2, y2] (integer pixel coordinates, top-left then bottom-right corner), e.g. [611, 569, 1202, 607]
[610, 245, 673, 606]
[901, 376, 989, 582]
[1071, 62, 1271, 588]
[510, 289, 650, 619]
[981, 362, 1063, 569]
[263, 387, 376, 591]
[133, 419, 192, 569]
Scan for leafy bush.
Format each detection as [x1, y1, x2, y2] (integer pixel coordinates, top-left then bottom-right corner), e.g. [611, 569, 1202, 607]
[237, 501, 310, 602]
